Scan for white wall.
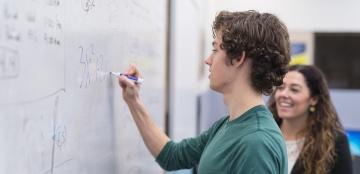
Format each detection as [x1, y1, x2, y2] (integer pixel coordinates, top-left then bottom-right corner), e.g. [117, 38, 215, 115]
[169, 0, 208, 145]
[168, 0, 208, 173]
[330, 90, 360, 130]
[208, 0, 360, 32]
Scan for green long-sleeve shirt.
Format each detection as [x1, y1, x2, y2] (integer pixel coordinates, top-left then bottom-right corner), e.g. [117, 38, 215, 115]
[156, 105, 287, 174]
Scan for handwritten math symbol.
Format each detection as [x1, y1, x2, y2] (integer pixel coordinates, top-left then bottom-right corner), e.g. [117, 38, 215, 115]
[43, 33, 61, 46]
[81, 0, 95, 13]
[53, 125, 67, 148]
[47, 0, 60, 6]
[0, 47, 19, 78]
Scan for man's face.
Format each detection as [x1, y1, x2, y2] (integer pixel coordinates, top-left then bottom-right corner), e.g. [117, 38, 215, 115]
[204, 32, 233, 93]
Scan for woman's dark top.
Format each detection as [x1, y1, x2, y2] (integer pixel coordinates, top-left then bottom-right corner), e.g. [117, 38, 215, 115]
[291, 131, 353, 174]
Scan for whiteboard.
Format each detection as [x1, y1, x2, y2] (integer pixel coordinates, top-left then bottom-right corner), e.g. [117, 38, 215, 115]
[0, 0, 167, 174]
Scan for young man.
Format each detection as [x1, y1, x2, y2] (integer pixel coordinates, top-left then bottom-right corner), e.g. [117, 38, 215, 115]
[118, 10, 290, 173]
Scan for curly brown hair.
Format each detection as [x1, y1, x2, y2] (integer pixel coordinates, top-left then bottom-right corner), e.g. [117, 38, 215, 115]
[212, 10, 290, 95]
[268, 65, 344, 174]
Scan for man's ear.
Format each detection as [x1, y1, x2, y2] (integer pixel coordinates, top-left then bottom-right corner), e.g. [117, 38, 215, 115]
[232, 51, 246, 67]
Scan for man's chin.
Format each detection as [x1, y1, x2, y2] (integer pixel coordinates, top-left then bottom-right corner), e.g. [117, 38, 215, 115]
[209, 84, 222, 93]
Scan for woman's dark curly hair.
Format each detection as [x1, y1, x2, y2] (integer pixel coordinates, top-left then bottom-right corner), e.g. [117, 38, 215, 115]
[268, 65, 344, 174]
[212, 10, 290, 95]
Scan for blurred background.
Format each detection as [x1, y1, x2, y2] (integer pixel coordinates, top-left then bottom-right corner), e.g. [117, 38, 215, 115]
[168, 0, 360, 173]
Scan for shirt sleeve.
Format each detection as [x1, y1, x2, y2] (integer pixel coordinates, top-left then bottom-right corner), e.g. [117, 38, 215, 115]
[230, 131, 287, 174]
[155, 117, 227, 171]
[331, 131, 353, 174]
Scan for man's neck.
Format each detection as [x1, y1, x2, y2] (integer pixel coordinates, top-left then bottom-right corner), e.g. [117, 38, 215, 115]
[224, 84, 264, 121]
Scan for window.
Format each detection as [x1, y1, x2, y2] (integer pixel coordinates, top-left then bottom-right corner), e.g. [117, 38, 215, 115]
[315, 33, 360, 89]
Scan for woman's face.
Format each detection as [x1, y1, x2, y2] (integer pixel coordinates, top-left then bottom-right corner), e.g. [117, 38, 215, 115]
[274, 71, 318, 120]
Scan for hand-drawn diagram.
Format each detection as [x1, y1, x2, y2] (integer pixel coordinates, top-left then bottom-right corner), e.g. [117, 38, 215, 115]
[46, 96, 72, 174]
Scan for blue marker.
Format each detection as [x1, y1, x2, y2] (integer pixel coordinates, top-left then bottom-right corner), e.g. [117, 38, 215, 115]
[110, 72, 144, 84]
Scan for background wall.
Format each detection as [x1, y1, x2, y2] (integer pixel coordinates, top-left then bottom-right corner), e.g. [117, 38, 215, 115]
[167, 0, 208, 173]
[207, 0, 360, 32]
[204, 0, 360, 131]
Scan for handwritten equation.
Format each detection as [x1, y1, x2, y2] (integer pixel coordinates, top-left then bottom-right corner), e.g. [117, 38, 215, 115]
[5, 25, 21, 42]
[44, 16, 62, 30]
[1, 2, 63, 46]
[79, 45, 108, 88]
[3, 3, 21, 42]
[81, 0, 95, 13]
[43, 33, 61, 46]
[0, 47, 19, 78]
[3, 3, 18, 20]
[42, 6, 63, 46]
[47, 0, 60, 7]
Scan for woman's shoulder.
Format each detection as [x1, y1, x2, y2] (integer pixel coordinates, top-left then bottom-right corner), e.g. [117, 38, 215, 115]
[334, 130, 348, 142]
[333, 129, 351, 153]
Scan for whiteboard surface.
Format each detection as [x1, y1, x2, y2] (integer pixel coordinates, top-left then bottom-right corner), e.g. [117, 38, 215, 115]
[0, 0, 167, 173]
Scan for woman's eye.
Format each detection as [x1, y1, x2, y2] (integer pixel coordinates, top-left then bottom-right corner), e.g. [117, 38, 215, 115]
[291, 88, 299, 93]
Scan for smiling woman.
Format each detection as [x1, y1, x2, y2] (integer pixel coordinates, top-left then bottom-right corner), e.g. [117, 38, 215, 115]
[274, 70, 318, 121]
[268, 65, 353, 174]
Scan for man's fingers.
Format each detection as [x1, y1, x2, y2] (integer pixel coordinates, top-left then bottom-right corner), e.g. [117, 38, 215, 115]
[119, 76, 133, 89]
[126, 64, 141, 78]
[118, 75, 134, 88]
